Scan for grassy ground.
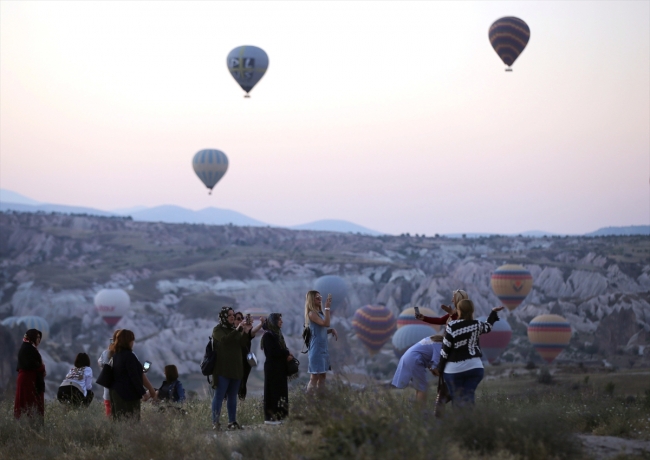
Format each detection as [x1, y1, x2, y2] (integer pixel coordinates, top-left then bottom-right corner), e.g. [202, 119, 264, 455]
[2, 370, 649, 460]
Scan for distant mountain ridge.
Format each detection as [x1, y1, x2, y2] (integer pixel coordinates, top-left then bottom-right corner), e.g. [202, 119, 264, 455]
[1, 188, 647, 237]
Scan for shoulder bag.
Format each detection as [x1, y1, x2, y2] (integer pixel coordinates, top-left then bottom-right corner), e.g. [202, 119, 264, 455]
[96, 358, 114, 388]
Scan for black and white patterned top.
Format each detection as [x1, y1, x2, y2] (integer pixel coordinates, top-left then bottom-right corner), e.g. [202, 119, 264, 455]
[438, 310, 499, 372]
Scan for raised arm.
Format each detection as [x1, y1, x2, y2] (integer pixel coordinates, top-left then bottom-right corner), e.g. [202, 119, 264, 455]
[308, 306, 331, 328]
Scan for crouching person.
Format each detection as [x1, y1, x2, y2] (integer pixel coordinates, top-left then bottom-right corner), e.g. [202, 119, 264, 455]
[58, 353, 94, 407]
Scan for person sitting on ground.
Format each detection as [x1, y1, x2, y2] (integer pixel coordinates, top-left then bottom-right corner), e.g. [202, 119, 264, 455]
[391, 335, 443, 405]
[58, 352, 94, 407]
[415, 289, 468, 325]
[156, 364, 186, 403]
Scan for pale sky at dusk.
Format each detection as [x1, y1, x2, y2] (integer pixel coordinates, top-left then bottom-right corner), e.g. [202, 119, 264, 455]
[1, 1, 648, 235]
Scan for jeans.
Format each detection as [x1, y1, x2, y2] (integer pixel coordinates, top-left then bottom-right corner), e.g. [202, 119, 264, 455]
[443, 367, 484, 407]
[211, 376, 241, 424]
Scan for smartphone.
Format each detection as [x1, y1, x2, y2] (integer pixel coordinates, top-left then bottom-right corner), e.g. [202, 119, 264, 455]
[143, 361, 151, 373]
[246, 314, 252, 325]
[414, 306, 420, 316]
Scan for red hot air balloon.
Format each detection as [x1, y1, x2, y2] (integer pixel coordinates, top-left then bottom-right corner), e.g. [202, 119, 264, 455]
[527, 314, 572, 364]
[489, 16, 530, 71]
[94, 289, 130, 327]
[491, 264, 533, 311]
[351, 305, 396, 355]
[477, 316, 512, 363]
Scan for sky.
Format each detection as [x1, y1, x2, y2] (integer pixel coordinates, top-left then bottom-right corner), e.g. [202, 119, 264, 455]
[1, 1, 649, 235]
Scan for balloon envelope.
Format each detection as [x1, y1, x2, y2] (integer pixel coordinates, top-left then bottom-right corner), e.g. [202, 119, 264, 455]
[392, 324, 438, 357]
[193, 149, 229, 192]
[94, 289, 130, 327]
[227, 45, 269, 95]
[314, 276, 348, 311]
[477, 316, 512, 363]
[527, 314, 572, 364]
[489, 16, 530, 69]
[351, 305, 396, 355]
[397, 307, 439, 331]
[1, 316, 50, 340]
[491, 264, 533, 311]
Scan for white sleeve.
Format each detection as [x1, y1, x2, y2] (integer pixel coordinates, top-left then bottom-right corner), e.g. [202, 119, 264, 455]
[84, 367, 93, 392]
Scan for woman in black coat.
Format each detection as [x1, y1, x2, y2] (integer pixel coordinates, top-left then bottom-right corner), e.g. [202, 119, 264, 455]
[14, 329, 46, 421]
[261, 313, 294, 425]
[109, 329, 146, 421]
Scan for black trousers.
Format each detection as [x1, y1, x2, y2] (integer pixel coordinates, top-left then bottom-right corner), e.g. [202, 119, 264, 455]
[57, 385, 94, 407]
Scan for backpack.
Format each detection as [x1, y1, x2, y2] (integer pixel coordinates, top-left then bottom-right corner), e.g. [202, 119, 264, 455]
[301, 324, 311, 354]
[200, 337, 216, 383]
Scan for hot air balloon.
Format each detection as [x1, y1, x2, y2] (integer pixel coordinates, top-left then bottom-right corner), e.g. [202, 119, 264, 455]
[527, 314, 572, 364]
[227, 46, 269, 97]
[477, 315, 512, 363]
[94, 289, 130, 327]
[351, 305, 396, 355]
[1, 316, 50, 340]
[489, 17, 530, 71]
[397, 307, 439, 331]
[392, 324, 437, 357]
[314, 276, 348, 312]
[491, 264, 533, 311]
[192, 149, 229, 195]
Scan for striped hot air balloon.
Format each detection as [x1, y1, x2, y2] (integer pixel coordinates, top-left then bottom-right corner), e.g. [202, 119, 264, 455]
[1, 316, 50, 340]
[351, 305, 396, 355]
[477, 316, 512, 364]
[491, 264, 533, 311]
[192, 149, 229, 194]
[528, 314, 572, 364]
[489, 17, 530, 71]
[397, 307, 439, 331]
[227, 45, 269, 97]
[392, 324, 438, 358]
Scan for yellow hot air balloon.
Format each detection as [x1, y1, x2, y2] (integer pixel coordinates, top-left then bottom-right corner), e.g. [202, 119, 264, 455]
[527, 314, 572, 364]
[491, 264, 533, 311]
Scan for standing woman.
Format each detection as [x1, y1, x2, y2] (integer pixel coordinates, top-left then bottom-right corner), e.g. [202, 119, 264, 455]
[211, 306, 251, 430]
[261, 313, 294, 424]
[234, 311, 264, 401]
[305, 291, 338, 392]
[14, 329, 46, 421]
[437, 300, 504, 407]
[415, 289, 468, 326]
[98, 329, 121, 417]
[109, 329, 145, 420]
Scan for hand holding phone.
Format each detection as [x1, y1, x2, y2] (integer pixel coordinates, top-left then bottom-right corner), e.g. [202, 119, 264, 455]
[143, 361, 151, 373]
[414, 306, 420, 316]
[246, 314, 252, 325]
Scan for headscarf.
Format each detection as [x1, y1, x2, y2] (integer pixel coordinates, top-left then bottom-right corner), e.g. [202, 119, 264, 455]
[219, 306, 235, 330]
[263, 313, 287, 350]
[23, 329, 42, 346]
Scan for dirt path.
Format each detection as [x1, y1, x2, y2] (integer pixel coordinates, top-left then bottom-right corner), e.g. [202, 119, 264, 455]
[579, 435, 650, 459]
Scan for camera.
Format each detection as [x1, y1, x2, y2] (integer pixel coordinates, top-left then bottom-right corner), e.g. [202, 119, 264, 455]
[143, 361, 151, 373]
[414, 306, 420, 316]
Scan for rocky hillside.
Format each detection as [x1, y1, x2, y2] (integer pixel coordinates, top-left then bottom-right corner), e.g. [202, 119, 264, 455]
[1, 211, 648, 393]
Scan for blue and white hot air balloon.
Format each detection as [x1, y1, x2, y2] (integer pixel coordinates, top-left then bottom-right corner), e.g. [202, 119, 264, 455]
[1, 316, 50, 340]
[227, 46, 269, 97]
[192, 149, 229, 194]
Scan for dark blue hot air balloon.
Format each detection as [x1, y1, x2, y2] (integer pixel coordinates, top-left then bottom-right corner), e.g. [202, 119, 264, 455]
[489, 17, 530, 71]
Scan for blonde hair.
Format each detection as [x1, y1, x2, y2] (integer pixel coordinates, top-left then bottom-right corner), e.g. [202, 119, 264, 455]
[457, 299, 475, 321]
[452, 289, 469, 305]
[304, 290, 320, 325]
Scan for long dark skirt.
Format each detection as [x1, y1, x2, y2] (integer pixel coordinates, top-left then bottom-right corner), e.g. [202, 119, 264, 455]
[264, 363, 288, 421]
[110, 389, 141, 421]
[14, 369, 45, 420]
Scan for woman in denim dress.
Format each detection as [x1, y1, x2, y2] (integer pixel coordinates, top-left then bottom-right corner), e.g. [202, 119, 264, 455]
[305, 290, 338, 392]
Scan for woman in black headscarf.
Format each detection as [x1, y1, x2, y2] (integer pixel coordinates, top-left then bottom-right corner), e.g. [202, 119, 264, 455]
[14, 329, 46, 420]
[261, 313, 294, 425]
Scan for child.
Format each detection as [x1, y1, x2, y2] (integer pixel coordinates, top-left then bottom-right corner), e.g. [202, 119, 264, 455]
[156, 364, 185, 403]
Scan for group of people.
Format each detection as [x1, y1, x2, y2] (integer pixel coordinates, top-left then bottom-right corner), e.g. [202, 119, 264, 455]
[209, 290, 338, 429]
[391, 289, 504, 408]
[13, 286, 497, 426]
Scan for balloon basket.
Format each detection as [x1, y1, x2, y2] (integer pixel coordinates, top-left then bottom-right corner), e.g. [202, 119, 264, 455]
[505, 68, 513, 72]
[244, 94, 251, 98]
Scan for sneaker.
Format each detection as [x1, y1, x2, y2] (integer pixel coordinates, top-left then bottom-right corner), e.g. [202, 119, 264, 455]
[264, 420, 282, 426]
[227, 421, 243, 430]
[212, 423, 221, 431]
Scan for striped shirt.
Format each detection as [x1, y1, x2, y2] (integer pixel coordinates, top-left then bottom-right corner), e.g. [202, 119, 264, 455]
[438, 311, 499, 373]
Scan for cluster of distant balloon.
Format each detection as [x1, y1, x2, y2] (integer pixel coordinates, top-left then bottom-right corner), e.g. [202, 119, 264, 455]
[193, 17, 530, 193]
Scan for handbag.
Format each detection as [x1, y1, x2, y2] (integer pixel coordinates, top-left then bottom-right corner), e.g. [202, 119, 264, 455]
[286, 357, 300, 378]
[96, 358, 114, 388]
[434, 375, 451, 418]
[246, 352, 258, 367]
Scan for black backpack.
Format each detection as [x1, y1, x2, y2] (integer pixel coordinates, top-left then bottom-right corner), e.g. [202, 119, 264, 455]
[200, 337, 216, 382]
[301, 325, 311, 354]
